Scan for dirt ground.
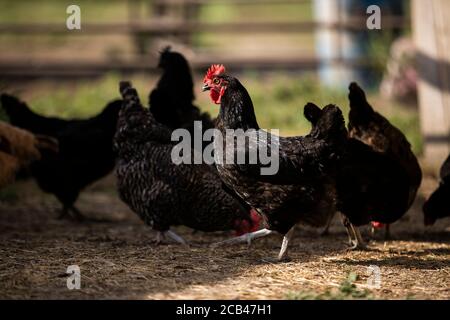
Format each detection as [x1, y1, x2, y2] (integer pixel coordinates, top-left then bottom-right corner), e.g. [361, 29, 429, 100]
[0, 174, 449, 300]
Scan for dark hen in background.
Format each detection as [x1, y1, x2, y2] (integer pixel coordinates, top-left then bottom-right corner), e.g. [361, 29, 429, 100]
[305, 103, 410, 249]
[203, 66, 348, 260]
[115, 82, 260, 244]
[423, 154, 450, 225]
[149, 47, 214, 152]
[347, 82, 422, 238]
[0, 94, 121, 220]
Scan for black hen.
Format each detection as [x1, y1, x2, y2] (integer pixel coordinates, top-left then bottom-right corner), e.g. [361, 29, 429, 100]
[203, 67, 348, 260]
[149, 47, 214, 151]
[305, 103, 410, 248]
[0, 93, 121, 220]
[423, 154, 450, 225]
[115, 81, 260, 244]
[347, 82, 422, 237]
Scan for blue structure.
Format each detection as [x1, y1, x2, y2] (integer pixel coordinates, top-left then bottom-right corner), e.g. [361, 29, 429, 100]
[314, 0, 405, 89]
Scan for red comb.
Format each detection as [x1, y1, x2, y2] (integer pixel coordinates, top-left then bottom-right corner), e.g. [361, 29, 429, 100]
[204, 64, 226, 82]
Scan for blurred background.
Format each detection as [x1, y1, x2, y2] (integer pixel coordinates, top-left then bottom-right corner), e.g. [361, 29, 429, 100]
[0, 0, 448, 170]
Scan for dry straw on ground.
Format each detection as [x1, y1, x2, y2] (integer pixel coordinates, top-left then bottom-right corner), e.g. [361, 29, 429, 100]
[0, 175, 449, 299]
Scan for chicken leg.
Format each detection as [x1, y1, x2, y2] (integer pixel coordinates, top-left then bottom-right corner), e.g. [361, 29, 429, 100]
[320, 212, 335, 236]
[58, 206, 69, 220]
[70, 206, 86, 222]
[370, 223, 391, 240]
[277, 226, 296, 261]
[384, 224, 391, 240]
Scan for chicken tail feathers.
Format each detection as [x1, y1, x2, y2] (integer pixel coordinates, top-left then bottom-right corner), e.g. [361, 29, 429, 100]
[303, 102, 322, 126]
[348, 82, 374, 114]
[308, 104, 347, 141]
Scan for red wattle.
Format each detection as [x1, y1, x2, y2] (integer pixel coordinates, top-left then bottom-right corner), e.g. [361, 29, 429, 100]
[210, 89, 220, 104]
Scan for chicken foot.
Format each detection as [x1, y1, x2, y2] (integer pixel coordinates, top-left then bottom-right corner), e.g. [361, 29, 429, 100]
[58, 205, 85, 222]
[155, 230, 188, 246]
[212, 226, 295, 261]
[341, 214, 366, 250]
[211, 228, 273, 247]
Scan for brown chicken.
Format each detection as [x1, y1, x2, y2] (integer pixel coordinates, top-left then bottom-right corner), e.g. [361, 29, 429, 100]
[0, 121, 57, 189]
[347, 82, 422, 239]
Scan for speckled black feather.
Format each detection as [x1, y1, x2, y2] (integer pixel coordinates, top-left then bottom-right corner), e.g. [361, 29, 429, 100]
[115, 82, 255, 233]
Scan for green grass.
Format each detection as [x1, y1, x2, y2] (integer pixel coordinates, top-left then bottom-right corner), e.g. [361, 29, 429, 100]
[286, 272, 372, 300]
[19, 74, 149, 119]
[3, 72, 421, 153]
[199, 2, 312, 23]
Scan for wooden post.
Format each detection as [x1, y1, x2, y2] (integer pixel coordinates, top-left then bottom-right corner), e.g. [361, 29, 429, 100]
[413, 0, 450, 171]
[313, 0, 364, 89]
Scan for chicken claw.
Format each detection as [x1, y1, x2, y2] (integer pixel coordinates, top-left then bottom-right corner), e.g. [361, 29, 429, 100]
[166, 230, 188, 246]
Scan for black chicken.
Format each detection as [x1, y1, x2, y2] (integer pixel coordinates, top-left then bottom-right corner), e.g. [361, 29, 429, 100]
[305, 103, 411, 249]
[115, 81, 260, 244]
[347, 82, 422, 238]
[149, 47, 214, 152]
[0, 93, 121, 220]
[423, 154, 450, 225]
[202, 65, 348, 260]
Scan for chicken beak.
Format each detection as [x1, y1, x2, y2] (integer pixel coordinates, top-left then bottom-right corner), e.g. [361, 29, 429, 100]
[202, 84, 210, 92]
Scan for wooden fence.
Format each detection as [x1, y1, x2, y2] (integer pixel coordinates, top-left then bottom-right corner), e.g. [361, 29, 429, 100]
[413, 0, 450, 170]
[0, 0, 409, 78]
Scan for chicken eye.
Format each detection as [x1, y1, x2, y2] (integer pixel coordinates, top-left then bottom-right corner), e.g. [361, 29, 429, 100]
[213, 78, 220, 85]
